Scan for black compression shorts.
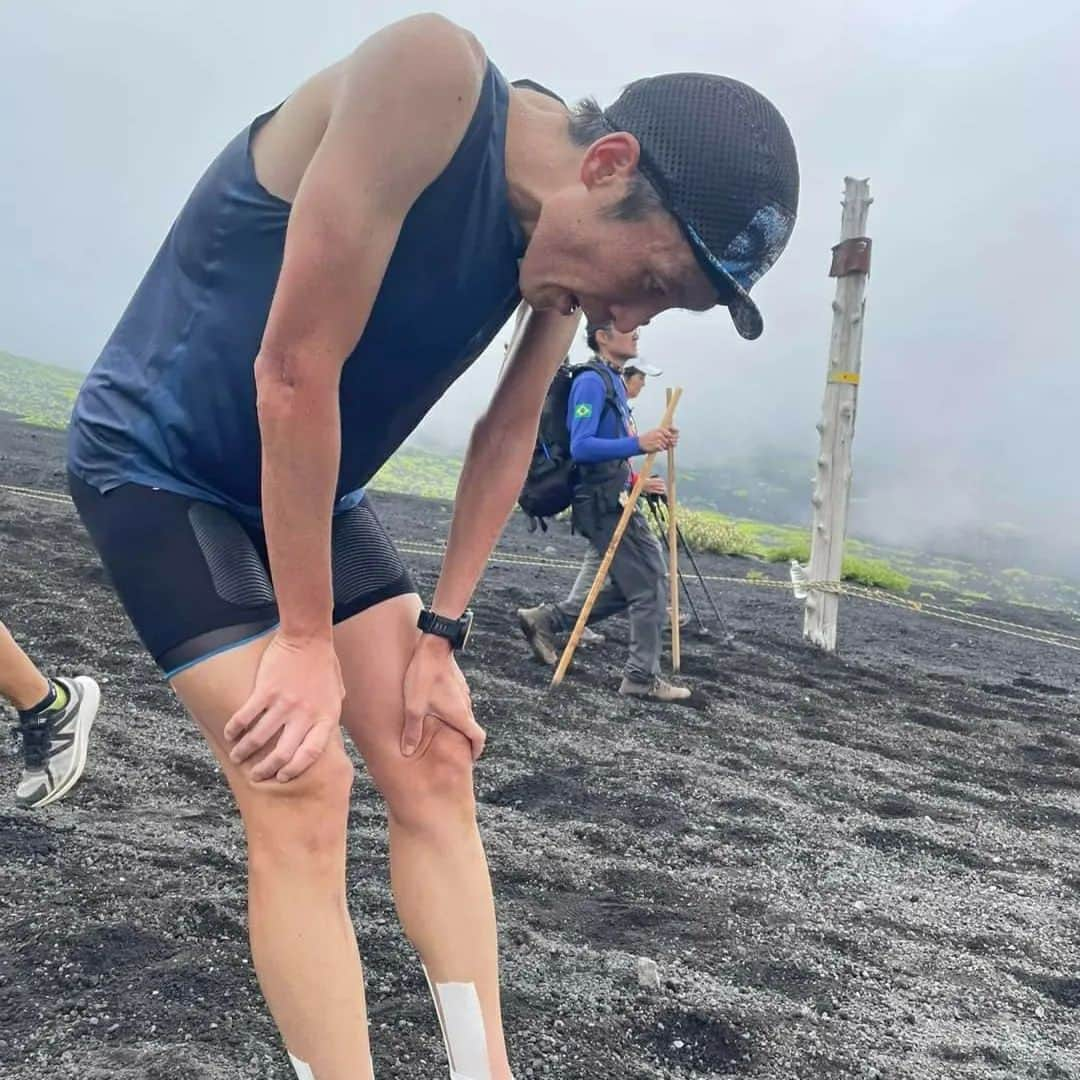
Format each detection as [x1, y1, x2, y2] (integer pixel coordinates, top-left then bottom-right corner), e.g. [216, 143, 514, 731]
[69, 473, 416, 678]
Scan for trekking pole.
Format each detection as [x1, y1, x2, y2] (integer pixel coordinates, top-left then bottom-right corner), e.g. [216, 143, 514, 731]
[665, 388, 681, 673]
[649, 494, 733, 642]
[499, 301, 532, 381]
[677, 561, 709, 633]
[552, 388, 683, 687]
[674, 520, 733, 638]
[646, 498, 709, 634]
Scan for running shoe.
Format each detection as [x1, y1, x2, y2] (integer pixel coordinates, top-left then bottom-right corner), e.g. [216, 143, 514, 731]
[15, 676, 99, 809]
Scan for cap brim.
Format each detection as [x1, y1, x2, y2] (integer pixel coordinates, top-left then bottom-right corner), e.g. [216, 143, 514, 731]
[627, 363, 663, 377]
[703, 258, 764, 341]
[727, 288, 763, 341]
[679, 219, 765, 340]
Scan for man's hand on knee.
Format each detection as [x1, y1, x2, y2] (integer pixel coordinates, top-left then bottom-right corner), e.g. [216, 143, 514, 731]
[225, 631, 345, 781]
[401, 635, 485, 760]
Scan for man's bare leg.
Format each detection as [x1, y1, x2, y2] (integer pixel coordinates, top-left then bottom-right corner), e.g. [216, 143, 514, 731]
[0, 621, 51, 710]
[172, 638, 373, 1080]
[335, 594, 511, 1080]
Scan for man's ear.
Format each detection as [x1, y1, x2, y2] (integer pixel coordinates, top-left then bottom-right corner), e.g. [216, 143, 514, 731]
[580, 132, 642, 190]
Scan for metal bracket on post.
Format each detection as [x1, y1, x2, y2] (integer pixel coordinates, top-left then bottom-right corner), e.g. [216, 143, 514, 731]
[829, 237, 872, 278]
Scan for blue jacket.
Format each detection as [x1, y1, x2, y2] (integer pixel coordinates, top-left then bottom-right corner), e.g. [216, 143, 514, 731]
[567, 366, 641, 465]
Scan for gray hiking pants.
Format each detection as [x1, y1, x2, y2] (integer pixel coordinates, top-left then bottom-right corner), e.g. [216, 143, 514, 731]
[565, 546, 605, 608]
[553, 504, 667, 681]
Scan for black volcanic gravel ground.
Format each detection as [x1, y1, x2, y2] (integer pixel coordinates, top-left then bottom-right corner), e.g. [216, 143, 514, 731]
[1, 414, 1078, 1080]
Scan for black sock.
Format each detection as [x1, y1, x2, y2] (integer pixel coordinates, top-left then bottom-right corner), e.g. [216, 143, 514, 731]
[18, 679, 67, 721]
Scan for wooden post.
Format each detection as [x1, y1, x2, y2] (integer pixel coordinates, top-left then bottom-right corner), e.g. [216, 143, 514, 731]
[804, 177, 873, 651]
[666, 388, 681, 673]
[552, 388, 683, 686]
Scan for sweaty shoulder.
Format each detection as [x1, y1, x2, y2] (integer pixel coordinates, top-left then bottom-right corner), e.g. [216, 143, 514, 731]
[253, 14, 487, 204]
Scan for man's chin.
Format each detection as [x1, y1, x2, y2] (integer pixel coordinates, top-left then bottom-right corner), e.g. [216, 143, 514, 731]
[518, 281, 549, 311]
[516, 263, 547, 308]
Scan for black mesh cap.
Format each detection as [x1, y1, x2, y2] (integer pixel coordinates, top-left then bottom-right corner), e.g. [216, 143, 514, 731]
[602, 73, 799, 340]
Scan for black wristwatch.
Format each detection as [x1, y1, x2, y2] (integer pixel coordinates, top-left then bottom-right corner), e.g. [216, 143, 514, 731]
[417, 608, 474, 651]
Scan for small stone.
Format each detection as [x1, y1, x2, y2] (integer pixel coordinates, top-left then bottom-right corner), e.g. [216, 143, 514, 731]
[636, 956, 661, 991]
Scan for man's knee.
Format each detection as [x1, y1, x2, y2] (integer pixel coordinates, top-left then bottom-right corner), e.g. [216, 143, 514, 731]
[238, 742, 355, 864]
[379, 722, 475, 831]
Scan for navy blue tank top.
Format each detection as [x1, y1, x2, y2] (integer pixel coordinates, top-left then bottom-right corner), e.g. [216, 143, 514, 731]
[69, 63, 525, 521]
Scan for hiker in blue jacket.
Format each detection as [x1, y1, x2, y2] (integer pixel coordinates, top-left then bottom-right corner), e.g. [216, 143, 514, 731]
[555, 350, 666, 648]
[518, 325, 690, 701]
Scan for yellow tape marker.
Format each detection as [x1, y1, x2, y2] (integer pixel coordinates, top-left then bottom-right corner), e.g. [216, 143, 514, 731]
[828, 371, 860, 385]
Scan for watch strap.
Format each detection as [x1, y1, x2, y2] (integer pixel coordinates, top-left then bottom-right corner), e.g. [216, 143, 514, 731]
[417, 608, 473, 650]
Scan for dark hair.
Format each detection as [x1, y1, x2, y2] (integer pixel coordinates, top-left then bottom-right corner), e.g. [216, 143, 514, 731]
[568, 98, 664, 221]
[586, 323, 616, 353]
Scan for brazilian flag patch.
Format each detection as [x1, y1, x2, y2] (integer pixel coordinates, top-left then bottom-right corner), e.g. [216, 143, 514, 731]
[574, 403, 594, 419]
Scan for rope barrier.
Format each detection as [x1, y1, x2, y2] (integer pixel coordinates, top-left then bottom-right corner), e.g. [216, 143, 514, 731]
[3, 482, 1078, 655]
[0, 483, 71, 506]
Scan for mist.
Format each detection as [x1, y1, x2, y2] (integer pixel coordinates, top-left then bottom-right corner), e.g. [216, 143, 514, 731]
[2, 0, 1077, 573]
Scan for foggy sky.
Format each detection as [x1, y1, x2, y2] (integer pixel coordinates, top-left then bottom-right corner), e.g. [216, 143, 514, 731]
[1, 0, 1078, 555]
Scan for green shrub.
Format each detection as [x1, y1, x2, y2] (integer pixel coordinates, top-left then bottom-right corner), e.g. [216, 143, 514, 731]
[763, 540, 909, 592]
[840, 556, 911, 592]
[0, 351, 82, 428]
[762, 541, 811, 564]
[369, 449, 462, 500]
[676, 509, 763, 558]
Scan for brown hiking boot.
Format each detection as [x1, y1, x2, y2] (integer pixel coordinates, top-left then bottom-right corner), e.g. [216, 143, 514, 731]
[517, 606, 559, 666]
[618, 675, 692, 702]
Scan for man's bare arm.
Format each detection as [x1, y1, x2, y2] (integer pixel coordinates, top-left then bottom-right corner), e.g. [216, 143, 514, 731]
[227, 15, 487, 775]
[399, 305, 580, 756]
[432, 306, 582, 621]
[255, 15, 486, 642]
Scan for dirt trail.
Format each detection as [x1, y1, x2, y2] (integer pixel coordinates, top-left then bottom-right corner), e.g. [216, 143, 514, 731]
[1, 414, 1077, 1079]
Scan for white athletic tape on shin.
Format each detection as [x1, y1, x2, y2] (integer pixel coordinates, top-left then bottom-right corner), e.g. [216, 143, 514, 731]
[289, 1050, 374, 1079]
[289, 1053, 316, 1080]
[423, 964, 491, 1080]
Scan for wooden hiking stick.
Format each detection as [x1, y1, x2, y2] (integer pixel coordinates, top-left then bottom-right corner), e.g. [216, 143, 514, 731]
[666, 388, 681, 673]
[551, 387, 683, 687]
